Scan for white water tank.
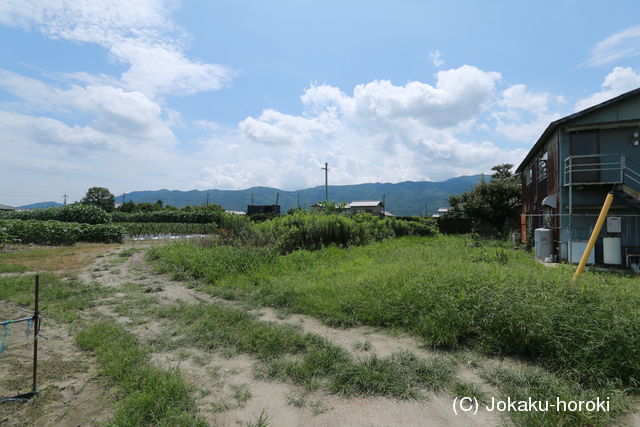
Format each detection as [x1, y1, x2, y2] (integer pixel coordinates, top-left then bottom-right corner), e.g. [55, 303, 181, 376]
[603, 237, 622, 265]
[534, 228, 553, 259]
[570, 241, 594, 264]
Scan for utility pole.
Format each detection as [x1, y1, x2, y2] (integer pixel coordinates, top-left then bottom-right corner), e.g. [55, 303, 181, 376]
[382, 194, 386, 216]
[63, 194, 68, 205]
[122, 193, 125, 204]
[321, 162, 329, 202]
[251, 192, 254, 204]
[206, 192, 209, 207]
[297, 192, 300, 208]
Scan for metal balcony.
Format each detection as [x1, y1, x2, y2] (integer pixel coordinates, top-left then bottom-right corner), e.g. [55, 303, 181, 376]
[563, 154, 640, 191]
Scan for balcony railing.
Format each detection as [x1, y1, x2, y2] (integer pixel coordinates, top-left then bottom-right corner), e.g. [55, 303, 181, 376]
[563, 154, 640, 189]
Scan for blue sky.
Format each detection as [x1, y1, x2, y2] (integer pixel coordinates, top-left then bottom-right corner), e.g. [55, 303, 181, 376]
[1, 1, 640, 206]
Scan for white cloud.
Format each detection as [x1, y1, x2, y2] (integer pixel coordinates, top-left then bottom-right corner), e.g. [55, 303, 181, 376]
[575, 66, 640, 111]
[0, 69, 176, 145]
[0, 0, 232, 97]
[492, 84, 565, 143]
[428, 49, 444, 67]
[239, 109, 338, 145]
[226, 65, 526, 190]
[585, 26, 640, 67]
[297, 65, 501, 131]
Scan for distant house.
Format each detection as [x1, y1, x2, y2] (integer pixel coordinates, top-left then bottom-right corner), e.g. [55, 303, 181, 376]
[431, 207, 450, 218]
[516, 87, 640, 266]
[346, 200, 384, 216]
[225, 210, 246, 215]
[0, 203, 16, 211]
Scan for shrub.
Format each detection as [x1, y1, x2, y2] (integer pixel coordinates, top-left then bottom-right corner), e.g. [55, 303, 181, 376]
[251, 212, 437, 254]
[0, 220, 123, 245]
[0, 204, 111, 224]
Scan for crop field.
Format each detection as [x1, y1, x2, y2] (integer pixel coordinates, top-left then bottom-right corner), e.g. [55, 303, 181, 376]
[0, 223, 639, 426]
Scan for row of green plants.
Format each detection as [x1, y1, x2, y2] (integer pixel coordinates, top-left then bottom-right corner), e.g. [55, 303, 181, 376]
[111, 209, 223, 224]
[0, 204, 111, 224]
[148, 235, 640, 392]
[116, 222, 216, 237]
[0, 220, 124, 245]
[0, 204, 224, 225]
[218, 211, 438, 253]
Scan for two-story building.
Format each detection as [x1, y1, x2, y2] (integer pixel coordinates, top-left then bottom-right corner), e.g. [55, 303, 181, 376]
[516, 87, 640, 266]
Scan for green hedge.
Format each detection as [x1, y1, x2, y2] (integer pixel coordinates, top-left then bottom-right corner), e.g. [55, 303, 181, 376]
[0, 220, 124, 245]
[0, 204, 110, 224]
[111, 209, 222, 224]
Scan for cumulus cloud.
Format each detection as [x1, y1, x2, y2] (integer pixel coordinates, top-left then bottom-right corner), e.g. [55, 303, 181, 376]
[0, 0, 233, 97]
[239, 109, 337, 145]
[0, 69, 176, 145]
[492, 84, 565, 143]
[225, 65, 526, 190]
[585, 26, 640, 67]
[575, 67, 640, 111]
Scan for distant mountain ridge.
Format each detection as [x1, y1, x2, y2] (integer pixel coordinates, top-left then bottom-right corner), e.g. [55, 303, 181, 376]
[120, 175, 481, 217]
[18, 201, 64, 210]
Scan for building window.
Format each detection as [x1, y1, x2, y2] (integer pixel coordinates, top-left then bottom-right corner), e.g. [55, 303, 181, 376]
[537, 152, 548, 181]
[525, 168, 533, 185]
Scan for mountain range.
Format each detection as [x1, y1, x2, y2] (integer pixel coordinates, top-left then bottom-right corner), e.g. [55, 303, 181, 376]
[17, 175, 481, 216]
[117, 175, 481, 217]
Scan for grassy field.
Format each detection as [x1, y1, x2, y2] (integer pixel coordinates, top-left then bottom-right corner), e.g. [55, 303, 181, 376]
[149, 235, 640, 393]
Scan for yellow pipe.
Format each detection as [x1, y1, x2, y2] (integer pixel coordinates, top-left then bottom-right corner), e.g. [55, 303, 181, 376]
[572, 192, 614, 282]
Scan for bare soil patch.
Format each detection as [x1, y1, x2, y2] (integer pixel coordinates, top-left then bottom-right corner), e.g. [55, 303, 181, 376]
[0, 301, 112, 426]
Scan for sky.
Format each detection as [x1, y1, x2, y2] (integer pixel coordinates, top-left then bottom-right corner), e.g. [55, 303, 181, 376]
[2, 1, 640, 206]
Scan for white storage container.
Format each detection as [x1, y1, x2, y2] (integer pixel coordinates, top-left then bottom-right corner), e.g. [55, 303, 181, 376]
[534, 228, 553, 259]
[603, 237, 621, 265]
[570, 241, 594, 264]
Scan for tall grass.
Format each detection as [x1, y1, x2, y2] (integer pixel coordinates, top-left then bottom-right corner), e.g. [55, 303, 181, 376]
[149, 235, 640, 390]
[76, 322, 206, 426]
[216, 211, 438, 253]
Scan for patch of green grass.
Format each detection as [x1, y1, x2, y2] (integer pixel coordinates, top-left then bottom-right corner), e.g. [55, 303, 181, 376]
[286, 391, 308, 408]
[246, 409, 269, 427]
[119, 248, 142, 258]
[481, 364, 630, 427]
[231, 384, 253, 407]
[0, 273, 113, 322]
[353, 339, 372, 352]
[75, 321, 206, 427]
[329, 351, 456, 399]
[452, 380, 489, 403]
[0, 263, 27, 273]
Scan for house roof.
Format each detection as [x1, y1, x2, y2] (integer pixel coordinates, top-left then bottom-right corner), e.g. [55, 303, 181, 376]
[347, 201, 382, 208]
[515, 87, 640, 174]
[0, 203, 16, 210]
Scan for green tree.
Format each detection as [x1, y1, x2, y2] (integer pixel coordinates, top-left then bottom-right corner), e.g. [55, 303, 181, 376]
[448, 164, 521, 234]
[81, 187, 115, 212]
